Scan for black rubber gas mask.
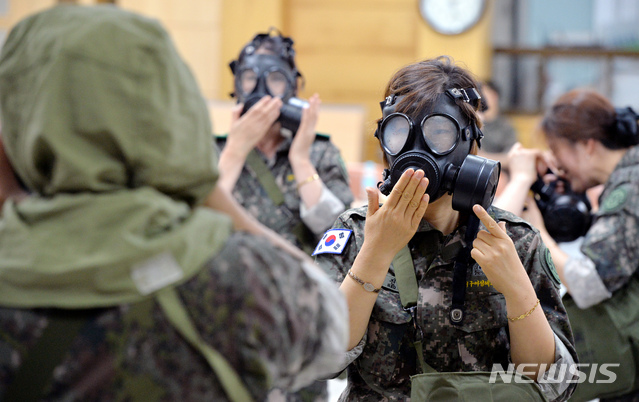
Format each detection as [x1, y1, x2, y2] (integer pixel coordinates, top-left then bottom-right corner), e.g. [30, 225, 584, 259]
[231, 53, 307, 134]
[531, 175, 592, 243]
[375, 89, 501, 213]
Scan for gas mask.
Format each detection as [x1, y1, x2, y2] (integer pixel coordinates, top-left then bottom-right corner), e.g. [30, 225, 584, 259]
[230, 50, 308, 135]
[375, 89, 501, 213]
[530, 175, 592, 243]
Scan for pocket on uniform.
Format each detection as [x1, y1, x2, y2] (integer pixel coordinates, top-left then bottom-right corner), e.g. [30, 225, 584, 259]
[456, 292, 508, 333]
[355, 289, 414, 389]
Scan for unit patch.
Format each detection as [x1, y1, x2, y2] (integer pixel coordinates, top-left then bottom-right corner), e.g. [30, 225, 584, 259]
[600, 184, 631, 214]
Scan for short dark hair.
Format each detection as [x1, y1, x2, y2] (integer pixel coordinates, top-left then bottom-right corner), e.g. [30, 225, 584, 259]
[383, 56, 482, 129]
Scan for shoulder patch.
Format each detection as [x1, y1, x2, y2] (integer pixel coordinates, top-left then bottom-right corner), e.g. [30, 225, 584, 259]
[312, 229, 352, 256]
[542, 247, 561, 288]
[600, 184, 631, 214]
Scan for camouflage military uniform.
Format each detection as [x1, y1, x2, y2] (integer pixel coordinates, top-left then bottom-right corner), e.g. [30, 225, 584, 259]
[576, 145, 639, 296]
[215, 134, 353, 252]
[0, 232, 347, 401]
[315, 206, 578, 401]
[562, 145, 639, 402]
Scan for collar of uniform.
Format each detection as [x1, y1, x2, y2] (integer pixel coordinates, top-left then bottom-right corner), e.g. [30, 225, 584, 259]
[615, 144, 639, 170]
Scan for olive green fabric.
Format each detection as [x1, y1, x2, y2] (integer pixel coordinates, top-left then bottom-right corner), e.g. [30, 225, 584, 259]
[410, 372, 547, 402]
[563, 278, 639, 401]
[0, 5, 231, 307]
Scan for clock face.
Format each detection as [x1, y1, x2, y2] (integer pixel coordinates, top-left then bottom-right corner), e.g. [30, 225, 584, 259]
[419, 0, 486, 35]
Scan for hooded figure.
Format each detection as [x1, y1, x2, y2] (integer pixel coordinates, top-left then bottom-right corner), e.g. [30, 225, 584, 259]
[0, 5, 347, 401]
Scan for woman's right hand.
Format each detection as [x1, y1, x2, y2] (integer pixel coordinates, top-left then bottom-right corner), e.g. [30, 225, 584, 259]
[362, 169, 429, 260]
[225, 95, 282, 157]
[506, 143, 543, 187]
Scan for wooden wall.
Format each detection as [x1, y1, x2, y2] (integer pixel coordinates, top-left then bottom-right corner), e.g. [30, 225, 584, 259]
[220, 0, 497, 162]
[0, 0, 541, 161]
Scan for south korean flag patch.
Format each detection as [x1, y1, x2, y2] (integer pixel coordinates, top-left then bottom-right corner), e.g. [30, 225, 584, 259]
[312, 229, 353, 256]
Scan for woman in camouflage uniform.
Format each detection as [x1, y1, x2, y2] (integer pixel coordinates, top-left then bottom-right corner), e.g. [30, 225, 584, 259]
[513, 89, 639, 401]
[314, 57, 577, 401]
[0, 5, 348, 401]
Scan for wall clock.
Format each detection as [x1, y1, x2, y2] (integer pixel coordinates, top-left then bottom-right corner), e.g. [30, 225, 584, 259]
[419, 0, 487, 35]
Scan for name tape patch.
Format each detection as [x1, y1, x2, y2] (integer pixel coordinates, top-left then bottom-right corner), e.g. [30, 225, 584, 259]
[312, 229, 353, 256]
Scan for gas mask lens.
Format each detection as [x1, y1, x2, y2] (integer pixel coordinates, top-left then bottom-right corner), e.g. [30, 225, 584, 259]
[380, 114, 411, 155]
[422, 115, 458, 154]
[265, 70, 289, 97]
[238, 68, 292, 98]
[239, 68, 258, 97]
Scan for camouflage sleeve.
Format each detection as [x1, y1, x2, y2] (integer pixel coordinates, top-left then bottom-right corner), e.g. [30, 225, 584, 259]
[510, 221, 578, 401]
[299, 183, 347, 236]
[580, 183, 639, 294]
[181, 232, 348, 396]
[313, 209, 367, 367]
[313, 210, 363, 285]
[313, 138, 355, 209]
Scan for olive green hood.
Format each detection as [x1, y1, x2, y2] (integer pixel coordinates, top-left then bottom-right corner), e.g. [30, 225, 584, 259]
[0, 5, 231, 308]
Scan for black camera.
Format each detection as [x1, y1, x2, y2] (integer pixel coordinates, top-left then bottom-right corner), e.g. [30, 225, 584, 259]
[241, 96, 309, 134]
[530, 176, 592, 243]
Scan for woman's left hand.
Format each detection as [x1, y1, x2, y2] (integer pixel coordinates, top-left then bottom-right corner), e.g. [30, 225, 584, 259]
[470, 204, 531, 299]
[289, 93, 320, 163]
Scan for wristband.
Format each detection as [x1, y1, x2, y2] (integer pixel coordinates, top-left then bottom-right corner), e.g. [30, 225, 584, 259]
[297, 173, 319, 190]
[347, 270, 381, 293]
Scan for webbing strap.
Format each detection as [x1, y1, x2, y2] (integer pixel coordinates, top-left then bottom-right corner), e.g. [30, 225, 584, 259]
[155, 287, 254, 402]
[392, 246, 437, 375]
[392, 245, 418, 309]
[245, 149, 285, 206]
[3, 309, 95, 402]
[449, 214, 480, 326]
[245, 149, 315, 253]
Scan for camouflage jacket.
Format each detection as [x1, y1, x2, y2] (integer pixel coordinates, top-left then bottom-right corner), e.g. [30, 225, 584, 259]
[581, 145, 639, 293]
[315, 206, 578, 401]
[215, 134, 353, 252]
[0, 232, 347, 401]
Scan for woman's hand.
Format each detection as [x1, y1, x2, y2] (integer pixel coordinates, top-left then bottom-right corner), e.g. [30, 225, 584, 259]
[506, 143, 543, 188]
[471, 204, 532, 299]
[289, 93, 320, 164]
[362, 169, 429, 261]
[226, 96, 282, 158]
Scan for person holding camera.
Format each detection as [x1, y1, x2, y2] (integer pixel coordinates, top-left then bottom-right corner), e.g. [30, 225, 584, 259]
[313, 56, 577, 401]
[0, 6, 349, 401]
[215, 30, 353, 256]
[214, 30, 353, 401]
[504, 89, 639, 401]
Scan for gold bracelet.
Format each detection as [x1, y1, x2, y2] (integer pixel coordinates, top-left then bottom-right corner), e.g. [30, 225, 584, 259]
[297, 173, 319, 190]
[347, 270, 381, 293]
[508, 299, 540, 322]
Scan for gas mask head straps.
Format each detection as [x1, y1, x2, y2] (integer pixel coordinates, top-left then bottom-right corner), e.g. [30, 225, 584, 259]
[229, 28, 303, 99]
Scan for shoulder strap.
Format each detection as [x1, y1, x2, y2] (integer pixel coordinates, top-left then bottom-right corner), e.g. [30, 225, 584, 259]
[155, 287, 254, 402]
[392, 246, 418, 309]
[3, 309, 96, 402]
[245, 149, 315, 252]
[392, 246, 436, 374]
[245, 149, 285, 206]
[450, 214, 481, 326]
